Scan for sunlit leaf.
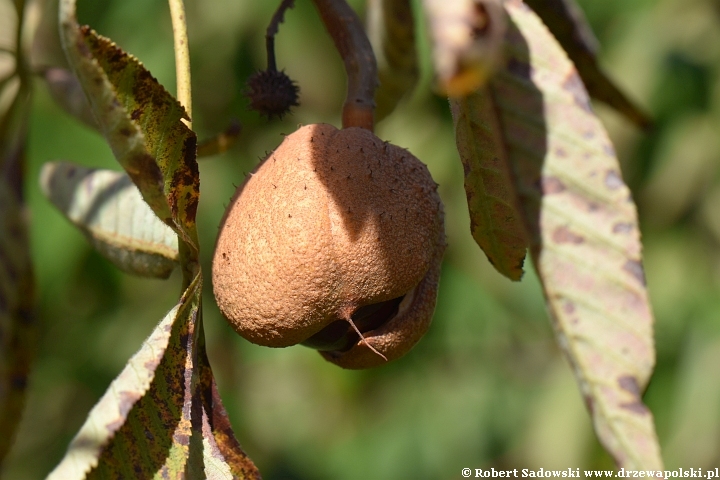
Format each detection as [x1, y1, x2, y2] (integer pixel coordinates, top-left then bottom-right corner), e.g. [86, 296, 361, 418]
[422, 0, 506, 96]
[40, 161, 179, 278]
[59, 0, 199, 232]
[450, 92, 527, 280]
[477, 0, 662, 469]
[79, 28, 200, 240]
[47, 278, 260, 479]
[51, 1, 258, 477]
[46, 302, 182, 480]
[52, 0, 259, 479]
[367, 0, 419, 121]
[523, 0, 652, 129]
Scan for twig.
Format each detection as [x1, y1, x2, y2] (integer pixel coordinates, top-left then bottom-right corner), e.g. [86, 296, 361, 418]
[311, 0, 378, 131]
[168, 0, 192, 128]
[266, 0, 295, 72]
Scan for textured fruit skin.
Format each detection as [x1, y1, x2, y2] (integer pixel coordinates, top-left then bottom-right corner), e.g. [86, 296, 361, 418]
[212, 123, 445, 368]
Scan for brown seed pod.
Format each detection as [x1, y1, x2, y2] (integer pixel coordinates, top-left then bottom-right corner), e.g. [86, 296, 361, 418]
[212, 123, 445, 369]
[245, 69, 299, 119]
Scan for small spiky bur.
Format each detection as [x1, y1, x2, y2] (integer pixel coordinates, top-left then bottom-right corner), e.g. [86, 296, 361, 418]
[246, 0, 299, 119]
[212, 123, 446, 369]
[245, 69, 299, 118]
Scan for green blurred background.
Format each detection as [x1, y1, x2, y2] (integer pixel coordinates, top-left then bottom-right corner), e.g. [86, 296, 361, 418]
[4, 0, 720, 477]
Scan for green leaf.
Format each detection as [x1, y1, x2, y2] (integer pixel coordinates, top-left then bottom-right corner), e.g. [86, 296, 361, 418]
[79, 28, 200, 242]
[40, 161, 179, 279]
[450, 92, 527, 280]
[59, 0, 199, 236]
[51, 2, 258, 477]
[523, 0, 652, 129]
[479, 0, 662, 469]
[422, 0, 506, 96]
[47, 279, 260, 479]
[367, 0, 419, 121]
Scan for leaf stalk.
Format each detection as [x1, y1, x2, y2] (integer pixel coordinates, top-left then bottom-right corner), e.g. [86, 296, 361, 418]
[311, 0, 378, 131]
[168, 0, 192, 128]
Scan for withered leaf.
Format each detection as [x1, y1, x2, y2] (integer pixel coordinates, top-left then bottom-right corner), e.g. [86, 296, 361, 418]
[51, 1, 258, 477]
[523, 0, 652, 129]
[47, 279, 260, 479]
[59, 3, 199, 239]
[485, 0, 663, 470]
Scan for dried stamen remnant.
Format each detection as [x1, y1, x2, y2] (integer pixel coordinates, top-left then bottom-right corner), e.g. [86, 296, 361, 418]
[302, 296, 404, 352]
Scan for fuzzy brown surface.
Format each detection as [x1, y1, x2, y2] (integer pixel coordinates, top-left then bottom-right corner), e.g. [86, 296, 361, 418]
[212, 123, 445, 364]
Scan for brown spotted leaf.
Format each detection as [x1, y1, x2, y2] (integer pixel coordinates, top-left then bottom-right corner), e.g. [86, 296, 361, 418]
[79, 28, 200, 242]
[481, 0, 662, 470]
[367, 0, 419, 121]
[59, 0, 199, 240]
[450, 92, 528, 280]
[47, 278, 260, 479]
[0, 0, 36, 467]
[40, 162, 179, 278]
[523, 0, 651, 129]
[50, 1, 259, 478]
[422, 0, 507, 96]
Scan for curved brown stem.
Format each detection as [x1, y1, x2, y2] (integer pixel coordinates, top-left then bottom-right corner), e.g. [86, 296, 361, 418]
[266, 0, 296, 71]
[311, 0, 378, 131]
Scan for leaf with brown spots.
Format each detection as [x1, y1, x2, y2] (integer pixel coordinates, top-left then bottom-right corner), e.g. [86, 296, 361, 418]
[59, 0, 199, 241]
[49, 1, 259, 478]
[523, 0, 652, 129]
[450, 91, 528, 280]
[368, 0, 419, 121]
[40, 162, 179, 279]
[0, 0, 36, 467]
[476, 0, 663, 470]
[47, 278, 260, 480]
[79, 28, 200, 242]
